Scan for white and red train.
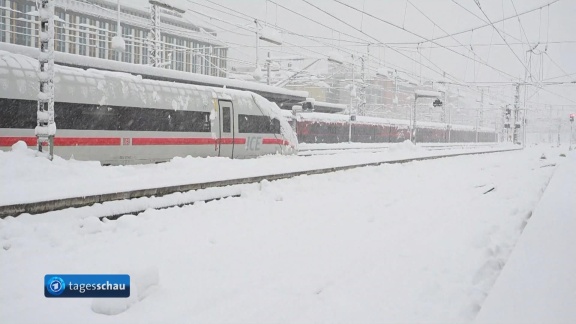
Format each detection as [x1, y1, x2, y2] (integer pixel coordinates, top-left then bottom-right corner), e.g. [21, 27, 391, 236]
[1, 51, 496, 165]
[0, 51, 297, 164]
[285, 112, 497, 144]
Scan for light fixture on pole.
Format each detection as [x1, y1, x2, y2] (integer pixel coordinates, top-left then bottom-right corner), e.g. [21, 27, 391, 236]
[412, 90, 442, 144]
[111, 0, 125, 55]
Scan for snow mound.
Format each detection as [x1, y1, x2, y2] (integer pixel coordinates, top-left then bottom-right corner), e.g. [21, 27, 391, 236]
[91, 297, 130, 316]
[10, 141, 36, 157]
[91, 266, 159, 316]
[388, 140, 419, 152]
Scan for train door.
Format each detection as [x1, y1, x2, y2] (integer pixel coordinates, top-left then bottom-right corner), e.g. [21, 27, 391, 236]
[218, 100, 235, 158]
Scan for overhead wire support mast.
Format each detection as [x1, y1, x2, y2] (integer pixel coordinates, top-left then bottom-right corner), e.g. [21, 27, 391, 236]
[149, 1, 185, 67]
[36, 0, 56, 160]
[513, 83, 521, 144]
[149, 2, 161, 67]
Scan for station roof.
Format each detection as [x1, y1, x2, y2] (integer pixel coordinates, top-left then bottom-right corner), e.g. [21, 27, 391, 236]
[312, 101, 347, 113]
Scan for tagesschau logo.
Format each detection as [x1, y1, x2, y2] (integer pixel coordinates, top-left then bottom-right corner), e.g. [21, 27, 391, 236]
[44, 274, 130, 298]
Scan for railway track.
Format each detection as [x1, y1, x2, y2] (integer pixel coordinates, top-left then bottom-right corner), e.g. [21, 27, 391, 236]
[297, 143, 498, 156]
[0, 147, 521, 219]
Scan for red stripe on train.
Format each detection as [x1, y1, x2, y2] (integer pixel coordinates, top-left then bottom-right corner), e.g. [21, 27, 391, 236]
[0, 137, 37, 146]
[56, 137, 121, 146]
[1, 137, 288, 147]
[132, 137, 215, 145]
[131, 138, 247, 145]
[262, 138, 290, 145]
[0, 137, 121, 146]
[217, 138, 246, 145]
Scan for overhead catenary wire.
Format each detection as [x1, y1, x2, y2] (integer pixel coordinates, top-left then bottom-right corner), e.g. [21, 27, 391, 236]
[332, 0, 521, 82]
[509, 0, 533, 52]
[265, 0, 445, 82]
[302, 0, 462, 83]
[193, 0, 436, 86]
[447, 0, 559, 45]
[473, 0, 533, 80]
[75, 0, 571, 109]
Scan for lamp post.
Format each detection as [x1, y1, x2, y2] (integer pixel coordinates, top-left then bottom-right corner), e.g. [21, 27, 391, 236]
[412, 90, 442, 144]
[111, 0, 125, 59]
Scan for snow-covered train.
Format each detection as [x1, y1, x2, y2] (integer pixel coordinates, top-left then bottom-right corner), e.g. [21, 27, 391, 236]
[0, 51, 297, 165]
[284, 111, 497, 144]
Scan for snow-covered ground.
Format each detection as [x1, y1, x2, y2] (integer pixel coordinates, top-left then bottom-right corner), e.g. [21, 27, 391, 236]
[1, 143, 572, 323]
[475, 150, 576, 323]
[0, 140, 514, 206]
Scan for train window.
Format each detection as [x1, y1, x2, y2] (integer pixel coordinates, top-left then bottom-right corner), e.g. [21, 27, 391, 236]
[222, 106, 231, 133]
[238, 114, 280, 134]
[0, 98, 37, 129]
[271, 118, 280, 134]
[0, 98, 211, 132]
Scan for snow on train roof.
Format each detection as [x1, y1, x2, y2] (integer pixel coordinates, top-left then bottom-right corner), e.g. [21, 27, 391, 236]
[297, 112, 494, 132]
[0, 43, 308, 99]
[0, 50, 259, 101]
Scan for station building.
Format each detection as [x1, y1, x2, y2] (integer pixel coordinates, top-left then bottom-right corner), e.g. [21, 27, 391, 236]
[0, 0, 228, 77]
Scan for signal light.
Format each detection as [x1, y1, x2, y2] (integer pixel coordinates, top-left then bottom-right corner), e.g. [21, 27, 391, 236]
[570, 114, 575, 122]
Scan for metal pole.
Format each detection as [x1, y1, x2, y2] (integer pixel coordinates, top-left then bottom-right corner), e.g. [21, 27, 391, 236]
[394, 70, 398, 112]
[412, 95, 417, 144]
[494, 110, 498, 142]
[557, 119, 561, 147]
[255, 19, 259, 68]
[445, 91, 451, 142]
[349, 59, 354, 143]
[116, 0, 121, 61]
[149, 3, 160, 67]
[569, 121, 573, 151]
[37, 0, 56, 160]
[513, 84, 520, 144]
[475, 109, 479, 143]
[448, 99, 451, 143]
[480, 88, 484, 127]
[523, 108, 528, 148]
[548, 105, 552, 143]
[267, 52, 270, 85]
[359, 55, 365, 116]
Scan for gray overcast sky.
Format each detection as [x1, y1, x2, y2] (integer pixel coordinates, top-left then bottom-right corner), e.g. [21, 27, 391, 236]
[130, 0, 576, 108]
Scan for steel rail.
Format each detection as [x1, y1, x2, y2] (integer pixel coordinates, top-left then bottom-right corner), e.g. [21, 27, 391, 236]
[0, 147, 521, 218]
[297, 143, 498, 155]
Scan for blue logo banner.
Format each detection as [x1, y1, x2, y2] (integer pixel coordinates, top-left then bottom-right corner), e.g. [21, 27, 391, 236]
[44, 274, 130, 298]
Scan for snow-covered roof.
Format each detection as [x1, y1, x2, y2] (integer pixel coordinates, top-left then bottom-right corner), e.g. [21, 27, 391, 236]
[415, 90, 442, 98]
[298, 112, 494, 132]
[312, 101, 347, 113]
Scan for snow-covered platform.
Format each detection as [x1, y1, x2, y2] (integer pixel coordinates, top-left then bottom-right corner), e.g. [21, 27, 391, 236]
[475, 151, 576, 323]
